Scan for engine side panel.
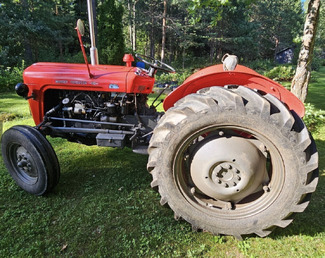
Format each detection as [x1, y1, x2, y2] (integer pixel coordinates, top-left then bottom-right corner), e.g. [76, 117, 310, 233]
[163, 64, 305, 117]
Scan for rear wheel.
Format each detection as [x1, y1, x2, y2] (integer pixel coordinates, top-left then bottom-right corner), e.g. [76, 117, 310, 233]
[1, 125, 60, 195]
[147, 86, 318, 238]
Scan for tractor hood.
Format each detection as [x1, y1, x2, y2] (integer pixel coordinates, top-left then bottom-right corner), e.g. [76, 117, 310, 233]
[23, 62, 155, 95]
[23, 62, 133, 92]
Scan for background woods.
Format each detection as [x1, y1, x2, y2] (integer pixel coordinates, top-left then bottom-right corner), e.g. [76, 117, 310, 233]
[0, 0, 324, 85]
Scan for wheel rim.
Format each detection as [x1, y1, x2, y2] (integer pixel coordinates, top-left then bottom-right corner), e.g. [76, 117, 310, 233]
[173, 125, 285, 219]
[8, 143, 38, 184]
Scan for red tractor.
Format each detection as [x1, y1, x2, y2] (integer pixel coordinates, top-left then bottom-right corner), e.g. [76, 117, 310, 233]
[1, 17, 318, 239]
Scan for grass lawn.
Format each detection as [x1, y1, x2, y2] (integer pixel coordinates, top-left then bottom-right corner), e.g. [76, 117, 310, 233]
[0, 68, 325, 257]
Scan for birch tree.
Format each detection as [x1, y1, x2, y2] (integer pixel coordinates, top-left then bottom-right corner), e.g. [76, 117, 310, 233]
[161, 0, 167, 62]
[291, 0, 321, 102]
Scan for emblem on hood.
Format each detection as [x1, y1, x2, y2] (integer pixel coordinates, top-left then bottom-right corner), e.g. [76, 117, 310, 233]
[109, 84, 120, 89]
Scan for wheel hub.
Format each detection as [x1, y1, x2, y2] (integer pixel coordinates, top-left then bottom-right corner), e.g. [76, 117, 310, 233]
[190, 136, 267, 202]
[212, 162, 242, 188]
[16, 146, 37, 178]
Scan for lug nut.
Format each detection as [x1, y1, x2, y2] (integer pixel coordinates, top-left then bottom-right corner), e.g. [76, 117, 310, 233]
[263, 185, 270, 192]
[214, 166, 222, 173]
[225, 164, 231, 169]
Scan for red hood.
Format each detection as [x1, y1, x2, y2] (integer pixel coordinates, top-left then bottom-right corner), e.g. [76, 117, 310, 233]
[23, 62, 134, 91]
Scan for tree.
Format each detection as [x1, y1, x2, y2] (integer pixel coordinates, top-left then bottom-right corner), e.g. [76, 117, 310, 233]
[160, 0, 167, 63]
[0, 0, 80, 68]
[251, 0, 304, 59]
[97, 0, 125, 64]
[314, 3, 325, 55]
[124, 0, 138, 52]
[291, 0, 321, 102]
[187, 0, 258, 62]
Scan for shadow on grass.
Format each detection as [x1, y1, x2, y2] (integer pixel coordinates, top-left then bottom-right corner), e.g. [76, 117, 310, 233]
[50, 137, 325, 240]
[52, 145, 151, 196]
[306, 69, 325, 110]
[270, 137, 325, 239]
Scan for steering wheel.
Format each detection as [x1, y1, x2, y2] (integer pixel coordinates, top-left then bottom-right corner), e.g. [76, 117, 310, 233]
[135, 53, 175, 73]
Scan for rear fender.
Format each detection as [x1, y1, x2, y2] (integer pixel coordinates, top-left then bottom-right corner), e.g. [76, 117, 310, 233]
[163, 64, 305, 117]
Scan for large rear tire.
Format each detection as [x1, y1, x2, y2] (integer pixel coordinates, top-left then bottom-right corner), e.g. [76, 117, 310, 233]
[147, 86, 318, 238]
[1, 125, 60, 195]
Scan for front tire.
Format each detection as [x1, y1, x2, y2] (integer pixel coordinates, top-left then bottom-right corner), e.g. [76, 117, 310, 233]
[1, 125, 60, 195]
[148, 86, 318, 238]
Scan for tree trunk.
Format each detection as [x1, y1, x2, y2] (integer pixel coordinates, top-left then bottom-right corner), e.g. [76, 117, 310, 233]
[132, 0, 137, 51]
[127, 0, 133, 50]
[21, 0, 33, 63]
[291, 0, 321, 102]
[161, 0, 167, 62]
[150, 11, 155, 57]
[92, 0, 98, 46]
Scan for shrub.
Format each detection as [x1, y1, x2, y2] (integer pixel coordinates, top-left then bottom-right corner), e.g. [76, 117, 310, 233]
[155, 69, 192, 86]
[311, 57, 322, 71]
[0, 61, 25, 92]
[303, 103, 325, 132]
[264, 65, 296, 81]
[245, 59, 274, 74]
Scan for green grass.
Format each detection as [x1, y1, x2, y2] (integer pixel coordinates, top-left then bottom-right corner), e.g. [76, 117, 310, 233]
[0, 69, 325, 257]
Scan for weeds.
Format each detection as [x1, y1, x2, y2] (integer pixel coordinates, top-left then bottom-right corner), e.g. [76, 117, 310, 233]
[303, 103, 325, 132]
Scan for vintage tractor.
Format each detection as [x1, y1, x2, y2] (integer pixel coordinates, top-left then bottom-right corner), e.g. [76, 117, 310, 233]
[1, 16, 318, 239]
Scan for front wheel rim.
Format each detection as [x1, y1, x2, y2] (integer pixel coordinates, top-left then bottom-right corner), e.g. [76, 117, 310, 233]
[8, 143, 38, 184]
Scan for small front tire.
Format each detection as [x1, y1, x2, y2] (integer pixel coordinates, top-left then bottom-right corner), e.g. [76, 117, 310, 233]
[1, 125, 60, 195]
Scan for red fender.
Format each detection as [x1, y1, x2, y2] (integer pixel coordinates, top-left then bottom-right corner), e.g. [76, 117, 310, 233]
[163, 64, 305, 117]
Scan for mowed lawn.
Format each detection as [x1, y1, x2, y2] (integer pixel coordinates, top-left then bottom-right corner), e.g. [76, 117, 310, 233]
[0, 68, 324, 257]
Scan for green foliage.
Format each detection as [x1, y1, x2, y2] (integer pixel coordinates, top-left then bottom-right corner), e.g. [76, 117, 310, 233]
[0, 0, 321, 73]
[315, 3, 325, 51]
[264, 65, 296, 81]
[98, 0, 125, 65]
[0, 61, 25, 92]
[155, 69, 192, 85]
[311, 57, 323, 71]
[0, 1, 78, 67]
[303, 103, 325, 132]
[250, 0, 304, 59]
[244, 59, 274, 73]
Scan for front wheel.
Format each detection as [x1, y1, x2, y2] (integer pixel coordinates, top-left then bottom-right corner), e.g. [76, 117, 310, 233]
[147, 86, 318, 238]
[1, 125, 60, 195]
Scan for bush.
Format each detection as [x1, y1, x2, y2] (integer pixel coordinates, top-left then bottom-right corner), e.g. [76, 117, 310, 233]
[303, 103, 325, 132]
[0, 61, 25, 92]
[155, 69, 192, 86]
[245, 59, 274, 74]
[311, 57, 322, 71]
[264, 65, 296, 81]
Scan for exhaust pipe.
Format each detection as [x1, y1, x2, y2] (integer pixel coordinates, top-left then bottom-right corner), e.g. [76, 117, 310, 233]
[87, 0, 99, 65]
